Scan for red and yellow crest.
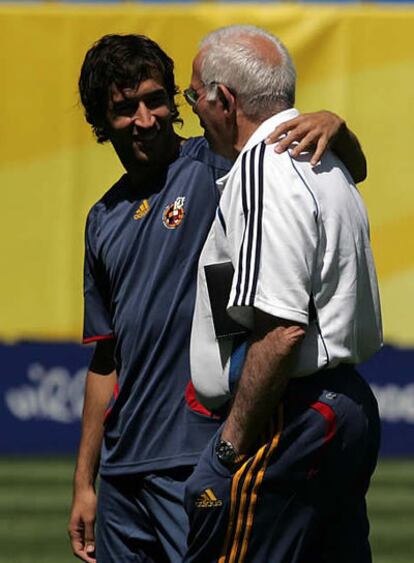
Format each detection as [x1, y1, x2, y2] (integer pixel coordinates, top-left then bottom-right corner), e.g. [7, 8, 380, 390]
[162, 196, 186, 229]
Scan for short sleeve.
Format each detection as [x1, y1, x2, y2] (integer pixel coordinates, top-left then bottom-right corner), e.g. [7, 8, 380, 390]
[83, 207, 114, 344]
[227, 143, 319, 328]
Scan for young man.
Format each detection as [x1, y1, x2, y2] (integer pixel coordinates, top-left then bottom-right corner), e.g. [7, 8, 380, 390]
[185, 26, 382, 562]
[68, 33, 369, 563]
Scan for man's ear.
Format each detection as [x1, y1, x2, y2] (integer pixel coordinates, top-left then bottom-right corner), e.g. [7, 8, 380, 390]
[217, 84, 235, 115]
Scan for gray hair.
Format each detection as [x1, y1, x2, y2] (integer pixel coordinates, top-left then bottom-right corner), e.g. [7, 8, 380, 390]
[199, 25, 296, 121]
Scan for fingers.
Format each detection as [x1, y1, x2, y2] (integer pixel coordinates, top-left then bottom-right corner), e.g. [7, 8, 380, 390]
[69, 538, 97, 563]
[275, 128, 327, 165]
[84, 543, 97, 563]
[68, 519, 96, 563]
[269, 122, 321, 156]
[265, 117, 300, 148]
[264, 111, 343, 163]
[309, 136, 329, 167]
[69, 532, 94, 562]
[68, 528, 84, 559]
[289, 132, 319, 159]
[273, 131, 296, 154]
[69, 488, 97, 561]
[83, 520, 96, 562]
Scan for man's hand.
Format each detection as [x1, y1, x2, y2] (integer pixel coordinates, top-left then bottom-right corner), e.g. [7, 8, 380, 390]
[67, 363, 116, 561]
[68, 486, 97, 562]
[265, 110, 367, 183]
[265, 110, 345, 167]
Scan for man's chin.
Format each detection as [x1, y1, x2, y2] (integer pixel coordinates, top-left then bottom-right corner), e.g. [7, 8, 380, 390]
[132, 147, 153, 165]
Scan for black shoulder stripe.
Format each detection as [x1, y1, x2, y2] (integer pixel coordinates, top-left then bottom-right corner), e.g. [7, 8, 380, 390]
[249, 142, 266, 304]
[234, 143, 266, 308]
[241, 145, 258, 306]
[234, 152, 249, 303]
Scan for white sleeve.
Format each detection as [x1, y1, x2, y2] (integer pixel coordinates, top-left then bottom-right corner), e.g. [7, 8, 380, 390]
[227, 143, 319, 328]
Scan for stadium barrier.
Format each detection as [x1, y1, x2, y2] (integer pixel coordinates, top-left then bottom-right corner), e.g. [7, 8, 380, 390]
[1, 342, 413, 456]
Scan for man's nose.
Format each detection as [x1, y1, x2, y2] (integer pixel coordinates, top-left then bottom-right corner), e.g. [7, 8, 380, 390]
[133, 103, 155, 128]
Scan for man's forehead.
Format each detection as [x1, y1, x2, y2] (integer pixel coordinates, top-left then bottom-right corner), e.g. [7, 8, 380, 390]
[109, 77, 166, 101]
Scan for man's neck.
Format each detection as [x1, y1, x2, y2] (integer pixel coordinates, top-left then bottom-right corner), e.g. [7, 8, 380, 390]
[233, 112, 263, 158]
[233, 107, 289, 157]
[127, 165, 166, 192]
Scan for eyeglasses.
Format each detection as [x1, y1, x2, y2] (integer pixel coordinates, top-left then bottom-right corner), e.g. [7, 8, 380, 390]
[183, 85, 205, 108]
[183, 82, 228, 108]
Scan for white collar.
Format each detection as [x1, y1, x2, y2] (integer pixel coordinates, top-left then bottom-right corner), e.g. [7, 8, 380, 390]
[241, 108, 300, 155]
[217, 108, 300, 193]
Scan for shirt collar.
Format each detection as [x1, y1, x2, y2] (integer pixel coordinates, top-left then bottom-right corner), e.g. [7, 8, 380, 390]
[216, 108, 300, 193]
[241, 108, 300, 155]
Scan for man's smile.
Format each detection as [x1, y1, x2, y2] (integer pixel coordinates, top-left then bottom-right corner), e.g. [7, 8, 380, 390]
[132, 129, 159, 143]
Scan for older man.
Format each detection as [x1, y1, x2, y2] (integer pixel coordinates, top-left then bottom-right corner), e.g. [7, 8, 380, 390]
[185, 25, 382, 563]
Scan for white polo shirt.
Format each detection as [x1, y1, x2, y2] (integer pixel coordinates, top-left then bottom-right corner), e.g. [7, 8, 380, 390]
[190, 109, 382, 410]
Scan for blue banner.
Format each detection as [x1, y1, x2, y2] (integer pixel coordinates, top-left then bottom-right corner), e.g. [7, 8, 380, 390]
[359, 344, 414, 457]
[0, 342, 412, 456]
[0, 342, 91, 455]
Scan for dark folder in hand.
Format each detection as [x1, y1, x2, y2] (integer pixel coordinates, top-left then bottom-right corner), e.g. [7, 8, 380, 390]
[204, 262, 249, 340]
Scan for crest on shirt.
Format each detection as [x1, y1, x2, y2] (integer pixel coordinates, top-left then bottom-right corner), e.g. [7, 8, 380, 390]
[134, 199, 150, 220]
[162, 196, 186, 229]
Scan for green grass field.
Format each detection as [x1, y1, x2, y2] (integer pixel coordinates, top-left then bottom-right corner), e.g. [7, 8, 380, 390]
[0, 457, 412, 563]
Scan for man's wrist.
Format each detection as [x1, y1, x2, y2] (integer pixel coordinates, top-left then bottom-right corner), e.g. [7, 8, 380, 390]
[73, 468, 96, 490]
[215, 438, 247, 468]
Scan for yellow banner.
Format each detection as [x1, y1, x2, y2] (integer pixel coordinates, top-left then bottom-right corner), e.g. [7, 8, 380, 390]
[1, 4, 413, 344]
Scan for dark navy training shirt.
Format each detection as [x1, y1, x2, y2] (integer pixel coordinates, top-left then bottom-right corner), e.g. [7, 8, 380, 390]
[83, 137, 231, 475]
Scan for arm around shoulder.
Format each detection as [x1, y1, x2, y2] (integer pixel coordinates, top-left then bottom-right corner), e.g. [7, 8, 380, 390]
[266, 110, 367, 183]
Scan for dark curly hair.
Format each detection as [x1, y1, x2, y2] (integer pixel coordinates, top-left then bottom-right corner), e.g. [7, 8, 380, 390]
[79, 34, 182, 143]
